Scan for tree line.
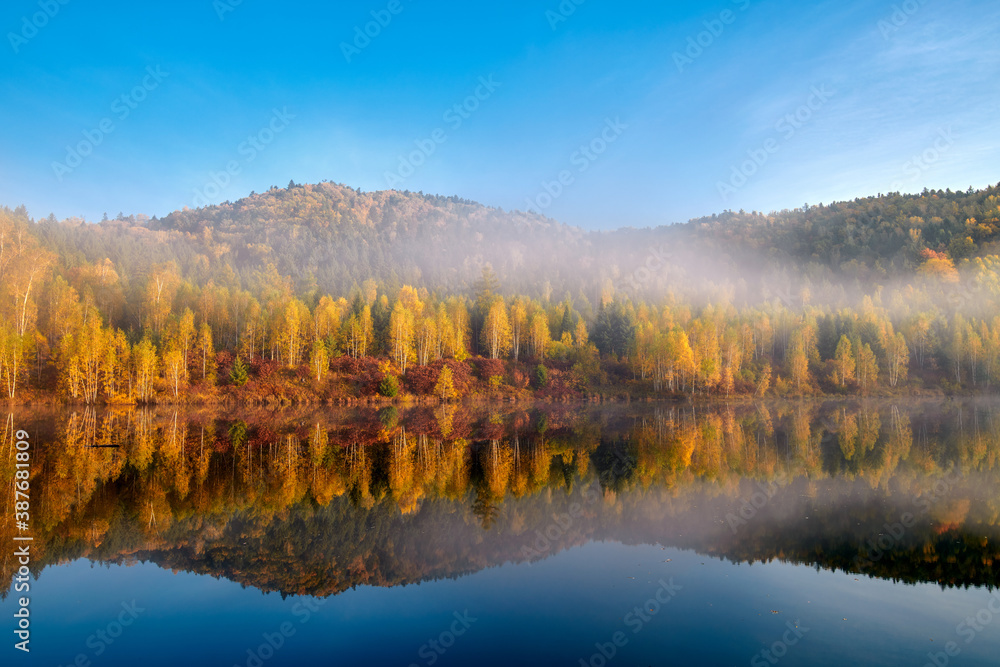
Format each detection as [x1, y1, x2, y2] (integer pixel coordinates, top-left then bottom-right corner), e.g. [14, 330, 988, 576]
[4, 185, 1000, 402]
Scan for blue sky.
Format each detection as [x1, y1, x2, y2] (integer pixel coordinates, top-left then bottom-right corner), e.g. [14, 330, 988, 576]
[1, 0, 997, 230]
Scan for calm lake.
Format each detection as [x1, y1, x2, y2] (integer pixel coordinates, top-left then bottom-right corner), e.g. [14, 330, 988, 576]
[3, 400, 1000, 666]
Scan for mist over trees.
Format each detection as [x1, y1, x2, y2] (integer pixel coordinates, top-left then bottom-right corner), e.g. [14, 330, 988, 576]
[2, 181, 1000, 402]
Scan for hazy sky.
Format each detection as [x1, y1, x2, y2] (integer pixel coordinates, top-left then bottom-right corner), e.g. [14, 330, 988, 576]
[1, 0, 997, 229]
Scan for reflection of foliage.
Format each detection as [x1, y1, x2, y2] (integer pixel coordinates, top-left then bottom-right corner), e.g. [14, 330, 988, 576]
[228, 420, 248, 448]
[476, 440, 513, 499]
[378, 406, 398, 429]
[434, 404, 455, 438]
[560, 451, 580, 492]
[536, 413, 548, 434]
[591, 438, 637, 492]
[7, 401, 1000, 600]
[472, 486, 500, 530]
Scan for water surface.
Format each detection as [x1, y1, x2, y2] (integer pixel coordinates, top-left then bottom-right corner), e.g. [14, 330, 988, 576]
[3, 401, 1000, 666]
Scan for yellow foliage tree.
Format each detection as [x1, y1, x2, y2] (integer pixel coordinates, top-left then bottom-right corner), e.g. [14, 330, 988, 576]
[482, 300, 512, 359]
[434, 365, 459, 402]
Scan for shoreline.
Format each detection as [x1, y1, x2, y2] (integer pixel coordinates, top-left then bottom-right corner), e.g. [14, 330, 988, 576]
[2, 387, 990, 409]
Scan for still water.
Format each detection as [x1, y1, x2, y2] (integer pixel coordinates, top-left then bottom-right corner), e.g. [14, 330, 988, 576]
[3, 400, 1000, 666]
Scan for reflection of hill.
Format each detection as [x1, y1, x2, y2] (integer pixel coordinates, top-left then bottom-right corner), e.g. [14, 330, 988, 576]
[113, 475, 1000, 596]
[3, 401, 1000, 598]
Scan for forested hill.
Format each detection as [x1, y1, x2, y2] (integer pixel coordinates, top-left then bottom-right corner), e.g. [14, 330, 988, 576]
[5, 181, 1000, 405]
[678, 184, 1000, 281]
[37, 182, 588, 300]
[27, 181, 1000, 304]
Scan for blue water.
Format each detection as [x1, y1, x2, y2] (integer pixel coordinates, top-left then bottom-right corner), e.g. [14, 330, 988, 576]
[6, 402, 1000, 666]
[8, 542, 999, 667]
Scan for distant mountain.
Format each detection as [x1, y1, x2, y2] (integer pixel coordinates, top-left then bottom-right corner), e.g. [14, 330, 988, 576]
[28, 181, 1000, 306]
[104, 182, 589, 298]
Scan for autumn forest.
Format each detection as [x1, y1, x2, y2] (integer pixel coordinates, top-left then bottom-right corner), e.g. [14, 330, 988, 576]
[3, 181, 1000, 404]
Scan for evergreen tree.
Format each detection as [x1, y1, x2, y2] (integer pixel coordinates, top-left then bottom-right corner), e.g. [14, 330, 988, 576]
[230, 356, 249, 387]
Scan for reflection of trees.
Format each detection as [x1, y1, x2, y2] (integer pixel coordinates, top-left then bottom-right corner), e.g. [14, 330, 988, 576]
[346, 441, 373, 509]
[480, 439, 512, 499]
[388, 429, 419, 514]
[5, 402, 1000, 598]
[472, 487, 499, 530]
[472, 439, 512, 529]
[592, 438, 637, 493]
[528, 438, 551, 489]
